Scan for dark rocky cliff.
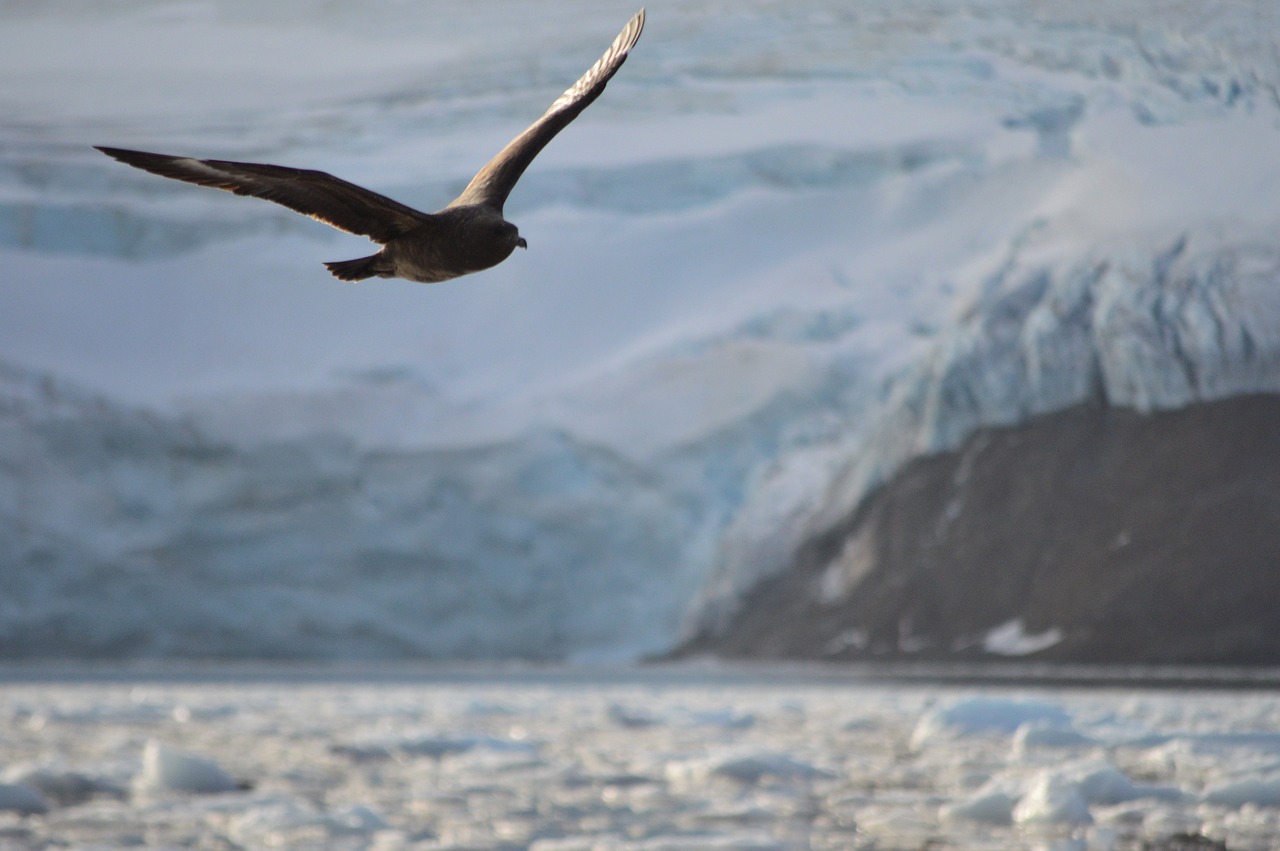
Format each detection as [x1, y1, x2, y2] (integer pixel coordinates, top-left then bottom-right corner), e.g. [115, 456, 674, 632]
[677, 394, 1280, 664]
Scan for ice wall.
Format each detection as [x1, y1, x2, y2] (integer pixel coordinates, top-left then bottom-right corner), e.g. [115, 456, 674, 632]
[0, 361, 710, 659]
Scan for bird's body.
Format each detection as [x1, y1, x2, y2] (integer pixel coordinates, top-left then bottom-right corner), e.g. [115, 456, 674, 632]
[97, 9, 644, 284]
[325, 206, 523, 284]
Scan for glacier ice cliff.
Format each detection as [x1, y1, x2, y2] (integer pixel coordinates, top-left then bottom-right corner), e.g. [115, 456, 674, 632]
[0, 362, 704, 660]
[0, 356, 818, 661]
[685, 231, 1280, 658]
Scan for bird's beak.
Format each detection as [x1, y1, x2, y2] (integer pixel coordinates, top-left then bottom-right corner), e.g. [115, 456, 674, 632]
[517, 237, 528, 249]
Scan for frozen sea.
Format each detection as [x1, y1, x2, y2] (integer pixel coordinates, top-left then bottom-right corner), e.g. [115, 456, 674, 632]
[4, 667, 1280, 850]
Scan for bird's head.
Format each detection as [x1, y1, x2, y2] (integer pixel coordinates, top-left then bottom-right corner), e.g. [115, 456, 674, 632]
[461, 214, 528, 272]
[493, 220, 524, 245]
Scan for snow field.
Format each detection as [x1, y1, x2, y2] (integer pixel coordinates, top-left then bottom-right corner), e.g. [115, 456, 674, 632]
[3, 674, 1280, 849]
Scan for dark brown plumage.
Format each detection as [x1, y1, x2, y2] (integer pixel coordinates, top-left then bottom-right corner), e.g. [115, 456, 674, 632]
[96, 9, 645, 284]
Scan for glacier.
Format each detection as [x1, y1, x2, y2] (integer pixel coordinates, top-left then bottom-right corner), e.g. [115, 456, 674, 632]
[3, 0, 1280, 660]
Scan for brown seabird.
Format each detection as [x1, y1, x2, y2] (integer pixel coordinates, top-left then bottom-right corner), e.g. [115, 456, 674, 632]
[96, 9, 645, 284]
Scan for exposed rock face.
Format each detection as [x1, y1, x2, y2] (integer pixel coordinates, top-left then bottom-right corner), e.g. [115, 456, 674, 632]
[678, 394, 1280, 664]
[689, 234, 1280, 642]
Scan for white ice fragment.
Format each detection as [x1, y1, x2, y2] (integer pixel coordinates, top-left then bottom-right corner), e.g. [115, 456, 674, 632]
[1069, 763, 1149, 806]
[0, 783, 48, 815]
[911, 698, 1071, 749]
[618, 835, 785, 850]
[5, 766, 125, 806]
[607, 703, 660, 728]
[329, 743, 394, 762]
[171, 703, 238, 723]
[463, 700, 519, 717]
[534, 837, 783, 851]
[982, 618, 1064, 656]
[1085, 825, 1120, 851]
[529, 840, 605, 851]
[335, 731, 537, 763]
[395, 734, 482, 760]
[667, 750, 832, 786]
[941, 787, 1018, 825]
[1013, 772, 1093, 826]
[137, 739, 240, 795]
[228, 798, 386, 844]
[328, 804, 388, 835]
[676, 708, 757, 729]
[1202, 776, 1280, 808]
[1050, 759, 1182, 807]
[1013, 722, 1098, 758]
[711, 753, 833, 784]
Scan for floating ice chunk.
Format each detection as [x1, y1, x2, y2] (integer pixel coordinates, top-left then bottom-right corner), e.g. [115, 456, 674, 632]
[681, 708, 757, 730]
[329, 742, 394, 762]
[1201, 776, 1280, 808]
[1135, 734, 1280, 783]
[1069, 762, 1164, 806]
[136, 739, 241, 795]
[446, 736, 544, 773]
[171, 703, 238, 723]
[229, 798, 387, 845]
[711, 753, 833, 784]
[326, 804, 388, 835]
[462, 700, 519, 717]
[0, 782, 48, 815]
[534, 836, 785, 851]
[1013, 722, 1098, 758]
[396, 734, 485, 760]
[1084, 825, 1120, 850]
[911, 698, 1072, 749]
[1057, 760, 1182, 805]
[607, 703, 661, 728]
[941, 785, 1018, 825]
[5, 766, 125, 806]
[333, 731, 537, 763]
[667, 750, 832, 786]
[948, 758, 1179, 828]
[1013, 772, 1093, 825]
[529, 839, 605, 851]
[616, 835, 785, 850]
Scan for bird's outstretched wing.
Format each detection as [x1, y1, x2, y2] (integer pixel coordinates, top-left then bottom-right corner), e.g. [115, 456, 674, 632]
[449, 8, 645, 212]
[95, 147, 433, 244]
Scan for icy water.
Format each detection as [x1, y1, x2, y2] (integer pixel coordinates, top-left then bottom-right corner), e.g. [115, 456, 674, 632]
[3, 666, 1280, 850]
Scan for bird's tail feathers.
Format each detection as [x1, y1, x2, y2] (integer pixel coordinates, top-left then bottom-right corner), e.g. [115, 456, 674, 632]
[323, 254, 389, 282]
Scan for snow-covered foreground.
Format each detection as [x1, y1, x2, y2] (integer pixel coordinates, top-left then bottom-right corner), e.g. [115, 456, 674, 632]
[4, 670, 1280, 850]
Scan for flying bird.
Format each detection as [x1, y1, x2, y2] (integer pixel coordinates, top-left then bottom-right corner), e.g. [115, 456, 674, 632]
[96, 9, 645, 284]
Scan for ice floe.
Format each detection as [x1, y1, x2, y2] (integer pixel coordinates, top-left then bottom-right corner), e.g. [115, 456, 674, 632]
[0, 673, 1277, 848]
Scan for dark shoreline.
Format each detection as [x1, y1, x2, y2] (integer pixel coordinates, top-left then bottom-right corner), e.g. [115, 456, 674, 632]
[2, 659, 1279, 690]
